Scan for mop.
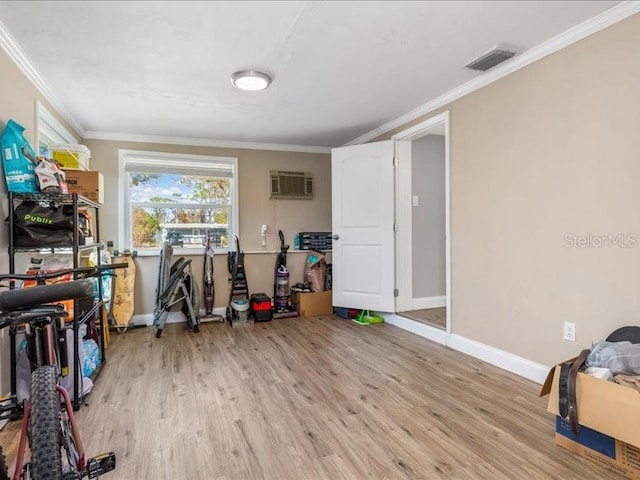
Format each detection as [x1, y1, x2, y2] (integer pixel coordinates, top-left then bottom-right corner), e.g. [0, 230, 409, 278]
[353, 310, 385, 325]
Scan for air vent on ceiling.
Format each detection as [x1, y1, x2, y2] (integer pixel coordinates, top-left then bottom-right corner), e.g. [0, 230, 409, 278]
[270, 170, 313, 199]
[465, 46, 517, 72]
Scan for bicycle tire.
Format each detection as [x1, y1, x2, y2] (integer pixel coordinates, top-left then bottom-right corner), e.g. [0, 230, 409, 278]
[0, 279, 94, 312]
[29, 365, 63, 480]
[0, 445, 8, 480]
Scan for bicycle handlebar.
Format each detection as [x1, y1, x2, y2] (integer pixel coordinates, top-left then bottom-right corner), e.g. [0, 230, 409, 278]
[0, 263, 128, 283]
[0, 279, 95, 312]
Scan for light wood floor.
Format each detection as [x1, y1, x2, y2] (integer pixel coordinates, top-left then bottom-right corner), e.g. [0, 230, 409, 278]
[399, 307, 446, 329]
[0, 316, 617, 479]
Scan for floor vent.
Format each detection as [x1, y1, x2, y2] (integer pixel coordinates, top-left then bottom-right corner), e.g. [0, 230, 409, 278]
[465, 46, 517, 72]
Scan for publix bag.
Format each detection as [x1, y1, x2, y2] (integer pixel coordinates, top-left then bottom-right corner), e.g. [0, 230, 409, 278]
[1, 119, 39, 193]
[13, 200, 77, 247]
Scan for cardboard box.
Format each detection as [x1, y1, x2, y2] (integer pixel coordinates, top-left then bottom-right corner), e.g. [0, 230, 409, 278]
[554, 417, 640, 479]
[541, 360, 640, 478]
[291, 290, 332, 316]
[63, 170, 104, 203]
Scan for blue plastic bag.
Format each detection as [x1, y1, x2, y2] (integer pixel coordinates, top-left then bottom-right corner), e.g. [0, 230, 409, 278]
[82, 339, 101, 378]
[1, 119, 39, 193]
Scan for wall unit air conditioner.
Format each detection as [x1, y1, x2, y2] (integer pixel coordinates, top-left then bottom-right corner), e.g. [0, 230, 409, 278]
[269, 170, 313, 199]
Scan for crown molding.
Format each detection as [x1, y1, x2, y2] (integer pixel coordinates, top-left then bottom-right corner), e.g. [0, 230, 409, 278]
[0, 15, 325, 154]
[0, 18, 86, 137]
[344, 1, 640, 146]
[82, 130, 332, 154]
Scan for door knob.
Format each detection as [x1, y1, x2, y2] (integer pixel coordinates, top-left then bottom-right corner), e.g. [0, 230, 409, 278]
[332, 234, 339, 240]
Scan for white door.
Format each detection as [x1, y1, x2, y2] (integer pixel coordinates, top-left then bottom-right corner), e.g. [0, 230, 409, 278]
[331, 141, 395, 312]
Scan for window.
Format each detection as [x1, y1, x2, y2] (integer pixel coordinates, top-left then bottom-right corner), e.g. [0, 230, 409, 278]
[36, 101, 77, 155]
[119, 150, 238, 252]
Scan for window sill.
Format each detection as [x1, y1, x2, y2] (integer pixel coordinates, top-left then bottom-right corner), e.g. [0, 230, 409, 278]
[131, 248, 317, 257]
[132, 248, 229, 257]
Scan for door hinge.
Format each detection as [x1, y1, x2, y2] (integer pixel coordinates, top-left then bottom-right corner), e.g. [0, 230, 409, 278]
[393, 156, 397, 166]
[393, 223, 398, 232]
[394, 289, 399, 297]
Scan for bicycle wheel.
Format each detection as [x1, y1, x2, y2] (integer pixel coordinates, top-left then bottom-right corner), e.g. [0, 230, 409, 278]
[0, 445, 8, 480]
[29, 365, 62, 480]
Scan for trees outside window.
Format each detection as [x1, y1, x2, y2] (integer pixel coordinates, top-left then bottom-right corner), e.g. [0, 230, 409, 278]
[121, 151, 237, 251]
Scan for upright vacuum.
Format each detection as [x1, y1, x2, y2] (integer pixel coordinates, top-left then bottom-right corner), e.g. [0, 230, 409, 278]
[273, 230, 298, 319]
[200, 232, 224, 323]
[226, 236, 252, 325]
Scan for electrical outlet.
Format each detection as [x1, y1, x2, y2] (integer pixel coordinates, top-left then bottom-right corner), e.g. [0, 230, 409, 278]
[563, 322, 576, 342]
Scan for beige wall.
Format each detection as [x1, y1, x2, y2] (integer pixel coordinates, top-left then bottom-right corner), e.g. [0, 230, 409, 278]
[0, 48, 80, 394]
[0, 48, 79, 260]
[378, 13, 640, 367]
[82, 139, 331, 315]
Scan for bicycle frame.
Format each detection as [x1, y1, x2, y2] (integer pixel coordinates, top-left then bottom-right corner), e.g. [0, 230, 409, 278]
[11, 313, 86, 479]
[0, 264, 127, 420]
[0, 272, 120, 479]
[14, 333, 86, 478]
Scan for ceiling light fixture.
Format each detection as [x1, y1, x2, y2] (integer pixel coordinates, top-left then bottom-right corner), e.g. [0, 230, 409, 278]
[231, 70, 272, 91]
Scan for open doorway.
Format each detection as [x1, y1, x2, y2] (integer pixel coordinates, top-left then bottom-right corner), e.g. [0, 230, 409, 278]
[393, 112, 451, 337]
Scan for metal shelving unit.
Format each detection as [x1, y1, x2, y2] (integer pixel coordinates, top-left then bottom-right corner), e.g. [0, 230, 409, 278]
[7, 192, 106, 410]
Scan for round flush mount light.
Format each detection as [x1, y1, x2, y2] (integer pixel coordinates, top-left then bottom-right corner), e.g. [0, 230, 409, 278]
[231, 70, 272, 91]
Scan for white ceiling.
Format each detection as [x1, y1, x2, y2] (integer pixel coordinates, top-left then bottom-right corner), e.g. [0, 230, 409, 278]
[0, 1, 622, 148]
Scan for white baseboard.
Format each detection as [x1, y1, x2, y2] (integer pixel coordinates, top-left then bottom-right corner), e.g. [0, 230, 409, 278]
[382, 313, 448, 345]
[0, 419, 6, 430]
[448, 334, 550, 384]
[382, 314, 549, 385]
[131, 313, 157, 326]
[131, 307, 227, 326]
[198, 308, 227, 323]
[412, 295, 446, 310]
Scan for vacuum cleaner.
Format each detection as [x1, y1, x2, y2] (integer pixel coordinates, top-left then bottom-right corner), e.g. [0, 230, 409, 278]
[226, 236, 252, 325]
[200, 231, 224, 323]
[272, 230, 298, 319]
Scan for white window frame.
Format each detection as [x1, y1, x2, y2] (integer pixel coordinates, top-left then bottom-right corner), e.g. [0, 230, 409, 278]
[36, 101, 77, 151]
[118, 149, 239, 255]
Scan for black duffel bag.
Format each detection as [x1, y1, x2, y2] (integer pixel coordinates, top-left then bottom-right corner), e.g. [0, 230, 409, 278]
[13, 200, 77, 247]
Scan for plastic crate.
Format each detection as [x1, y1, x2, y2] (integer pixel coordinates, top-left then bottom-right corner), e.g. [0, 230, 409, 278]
[334, 307, 358, 319]
[51, 144, 90, 170]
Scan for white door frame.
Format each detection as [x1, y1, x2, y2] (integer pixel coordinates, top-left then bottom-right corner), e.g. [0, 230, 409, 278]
[392, 111, 451, 342]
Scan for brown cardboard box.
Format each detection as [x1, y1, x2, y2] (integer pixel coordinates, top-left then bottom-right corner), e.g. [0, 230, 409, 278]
[540, 361, 640, 478]
[291, 290, 332, 316]
[554, 419, 640, 479]
[63, 170, 104, 203]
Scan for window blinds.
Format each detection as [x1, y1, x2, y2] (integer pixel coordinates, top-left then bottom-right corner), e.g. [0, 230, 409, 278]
[123, 154, 234, 178]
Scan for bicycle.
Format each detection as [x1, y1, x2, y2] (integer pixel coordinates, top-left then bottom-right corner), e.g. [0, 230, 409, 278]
[1, 446, 7, 480]
[0, 265, 124, 479]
